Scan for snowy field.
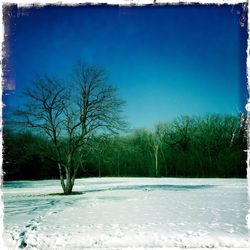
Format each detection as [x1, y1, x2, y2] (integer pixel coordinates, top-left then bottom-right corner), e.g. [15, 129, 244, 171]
[2, 178, 250, 249]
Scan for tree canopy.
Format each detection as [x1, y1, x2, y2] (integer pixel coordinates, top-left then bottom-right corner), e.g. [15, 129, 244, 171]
[9, 62, 127, 194]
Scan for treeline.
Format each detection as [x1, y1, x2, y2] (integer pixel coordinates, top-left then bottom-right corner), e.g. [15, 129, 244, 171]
[3, 113, 247, 180]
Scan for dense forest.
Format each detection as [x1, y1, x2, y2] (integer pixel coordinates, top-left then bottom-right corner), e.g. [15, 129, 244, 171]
[3, 113, 247, 180]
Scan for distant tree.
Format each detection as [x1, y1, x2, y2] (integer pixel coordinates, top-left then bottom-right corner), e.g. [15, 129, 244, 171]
[148, 123, 167, 177]
[88, 135, 110, 177]
[15, 62, 126, 194]
[3, 129, 57, 180]
[164, 116, 197, 176]
[111, 136, 131, 176]
[169, 116, 197, 152]
[103, 136, 127, 177]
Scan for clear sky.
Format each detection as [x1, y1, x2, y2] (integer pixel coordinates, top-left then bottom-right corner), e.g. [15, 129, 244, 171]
[3, 4, 248, 129]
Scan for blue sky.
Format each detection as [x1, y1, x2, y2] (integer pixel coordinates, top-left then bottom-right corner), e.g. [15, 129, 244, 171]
[3, 4, 248, 129]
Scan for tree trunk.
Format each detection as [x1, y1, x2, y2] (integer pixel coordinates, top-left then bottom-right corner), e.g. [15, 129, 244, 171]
[64, 176, 73, 195]
[98, 159, 101, 177]
[58, 163, 66, 193]
[57, 162, 75, 195]
[64, 173, 73, 194]
[155, 153, 158, 177]
[66, 164, 80, 195]
[117, 154, 120, 177]
[117, 163, 120, 177]
[154, 146, 159, 177]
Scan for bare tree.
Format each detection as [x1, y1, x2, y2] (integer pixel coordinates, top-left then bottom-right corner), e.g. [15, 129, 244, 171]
[148, 123, 167, 177]
[15, 62, 126, 194]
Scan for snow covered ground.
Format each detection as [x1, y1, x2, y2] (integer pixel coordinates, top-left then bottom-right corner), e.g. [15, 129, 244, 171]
[2, 178, 250, 249]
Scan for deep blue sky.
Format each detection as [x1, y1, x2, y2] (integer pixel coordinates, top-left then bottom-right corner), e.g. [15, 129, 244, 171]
[3, 4, 248, 129]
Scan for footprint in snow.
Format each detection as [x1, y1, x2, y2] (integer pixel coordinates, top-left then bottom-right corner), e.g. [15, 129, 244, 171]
[17, 216, 43, 249]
